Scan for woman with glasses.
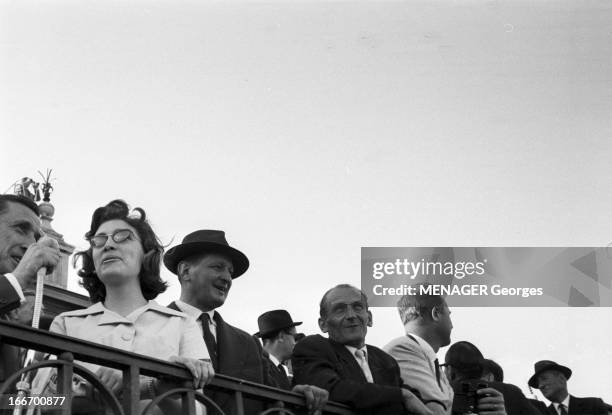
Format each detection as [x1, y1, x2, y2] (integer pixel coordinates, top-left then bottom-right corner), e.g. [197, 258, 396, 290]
[40, 200, 213, 414]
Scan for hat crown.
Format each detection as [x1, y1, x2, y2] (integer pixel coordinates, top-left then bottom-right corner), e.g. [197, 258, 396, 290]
[256, 309, 302, 337]
[183, 229, 228, 246]
[163, 229, 249, 277]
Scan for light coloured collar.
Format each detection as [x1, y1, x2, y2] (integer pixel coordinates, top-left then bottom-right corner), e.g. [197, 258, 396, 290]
[61, 300, 185, 325]
[345, 344, 368, 358]
[268, 353, 282, 367]
[406, 332, 438, 362]
[554, 395, 570, 410]
[175, 300, 215, 324]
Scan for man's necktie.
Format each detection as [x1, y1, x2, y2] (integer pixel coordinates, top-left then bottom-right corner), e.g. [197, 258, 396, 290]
[434, 358, 443, 390]
[558, 403, 568, 415]
[354, 349, 374, 383]
[201, 313, 218, 370]
[277, 363, 290, 387]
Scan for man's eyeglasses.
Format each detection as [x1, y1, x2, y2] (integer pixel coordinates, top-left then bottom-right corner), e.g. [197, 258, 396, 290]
[88, 229, 140, 248]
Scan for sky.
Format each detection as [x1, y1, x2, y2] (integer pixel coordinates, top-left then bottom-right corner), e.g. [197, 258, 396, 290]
[2, 0, 612, 404]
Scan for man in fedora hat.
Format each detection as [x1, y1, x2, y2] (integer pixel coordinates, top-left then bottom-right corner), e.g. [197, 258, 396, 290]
[255, 309, 302, 390]
[528, 360, 608, 415]
[165, 230, 327, 415]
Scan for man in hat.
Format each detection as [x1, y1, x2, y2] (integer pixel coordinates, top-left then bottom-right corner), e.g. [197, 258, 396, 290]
[0, 194, 60, 388]
[255, 309, 302, 390]
[444, 341, 536, 415]
[528, 360, 608, 415]
[164, 230, 327, 415]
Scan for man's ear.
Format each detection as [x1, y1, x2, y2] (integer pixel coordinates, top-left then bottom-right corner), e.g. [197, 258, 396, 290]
[177, 261, 190, 282]
[431, 306, 441, 322]
[318, 317, 328, 333]
[367, 310, 373, 327]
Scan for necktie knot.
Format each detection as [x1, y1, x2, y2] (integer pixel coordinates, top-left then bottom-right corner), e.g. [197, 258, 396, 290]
[558, 403, 568, 415]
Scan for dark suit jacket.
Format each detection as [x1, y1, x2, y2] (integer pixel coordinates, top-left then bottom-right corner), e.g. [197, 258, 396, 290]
[168, 302, 269, 415]
[0, 275, 21, 316]
[0, 276, 22, 392]
[292, 334, 406, 415]
[547, 396, 609, 415]
[262, 351, 291, 391]
[528, 399, 551, 415]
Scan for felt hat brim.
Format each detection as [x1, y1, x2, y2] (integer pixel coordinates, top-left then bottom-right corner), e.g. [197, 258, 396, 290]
[164, 241, 249, 278]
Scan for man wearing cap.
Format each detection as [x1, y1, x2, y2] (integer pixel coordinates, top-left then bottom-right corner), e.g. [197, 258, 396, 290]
[444, 341, 535, 415]
[528, 360, 608, 415]
[255, 309, 302, 390]
[164, 230, 327, 415]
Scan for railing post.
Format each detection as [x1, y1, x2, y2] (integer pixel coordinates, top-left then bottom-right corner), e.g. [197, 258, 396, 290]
[180, 389, 197, 415]
[234, 390, 245, 415]
[55, 353, 74, 415]
[122, 365, 140, 415]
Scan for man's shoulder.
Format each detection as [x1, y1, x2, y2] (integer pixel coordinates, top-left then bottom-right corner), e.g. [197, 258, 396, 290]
[217, 314, 252, 338]
[293, 334, 338, 355]
[571, 395, 607, 408]
[383, 335, 419, 352]
[216, 313, 261, 348]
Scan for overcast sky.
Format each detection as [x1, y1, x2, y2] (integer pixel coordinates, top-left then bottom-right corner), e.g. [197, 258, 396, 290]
[2, 0, 611, 404]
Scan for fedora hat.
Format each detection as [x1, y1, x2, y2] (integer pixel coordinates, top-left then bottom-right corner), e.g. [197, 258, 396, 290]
[254, 310, 302, 338]
[163, 230, 249, 278]
[528, 360, 572, 388]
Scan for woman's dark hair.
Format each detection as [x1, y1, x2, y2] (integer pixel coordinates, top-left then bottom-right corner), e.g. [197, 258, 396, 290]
[74, 199, 167, 303]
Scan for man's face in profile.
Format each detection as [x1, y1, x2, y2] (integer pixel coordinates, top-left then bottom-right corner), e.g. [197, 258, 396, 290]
[0, 201, 41, 274]
[319, 286, 372, 348]
[537, 370, 567, 402]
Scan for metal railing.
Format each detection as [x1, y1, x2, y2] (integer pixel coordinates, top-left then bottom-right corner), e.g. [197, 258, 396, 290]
[0, 320, 355, 415]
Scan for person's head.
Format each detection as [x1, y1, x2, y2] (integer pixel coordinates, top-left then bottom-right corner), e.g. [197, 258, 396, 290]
[256, 309, 302, 361]
[443, 341, 484, 382]
[0, 195, 41, 274]
[528, 360, 571, 403]
[261, 327, 298, 362]
[163, 230, 249, 311]
[318, 284, 372, 348]
[536, 370, 569, 403]
[481, 358, 504, 382]
[397, 284, 453, 347]
[74, 200, 166, 303]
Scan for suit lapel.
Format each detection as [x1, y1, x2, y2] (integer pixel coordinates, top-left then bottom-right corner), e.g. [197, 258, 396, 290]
[329, 340, 367, 383]
[568, 396, 580, 415]
[215, 312, 247, 375]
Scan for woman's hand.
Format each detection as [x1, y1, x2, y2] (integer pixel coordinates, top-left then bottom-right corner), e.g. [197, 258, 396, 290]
[167, 356, 215, 389]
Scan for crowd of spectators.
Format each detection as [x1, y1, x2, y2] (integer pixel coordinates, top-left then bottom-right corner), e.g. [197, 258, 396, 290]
[1, 194, 610, 415]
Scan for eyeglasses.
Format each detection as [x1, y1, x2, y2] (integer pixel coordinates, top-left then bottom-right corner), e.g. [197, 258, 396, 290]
[88, 229, 140, 248]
